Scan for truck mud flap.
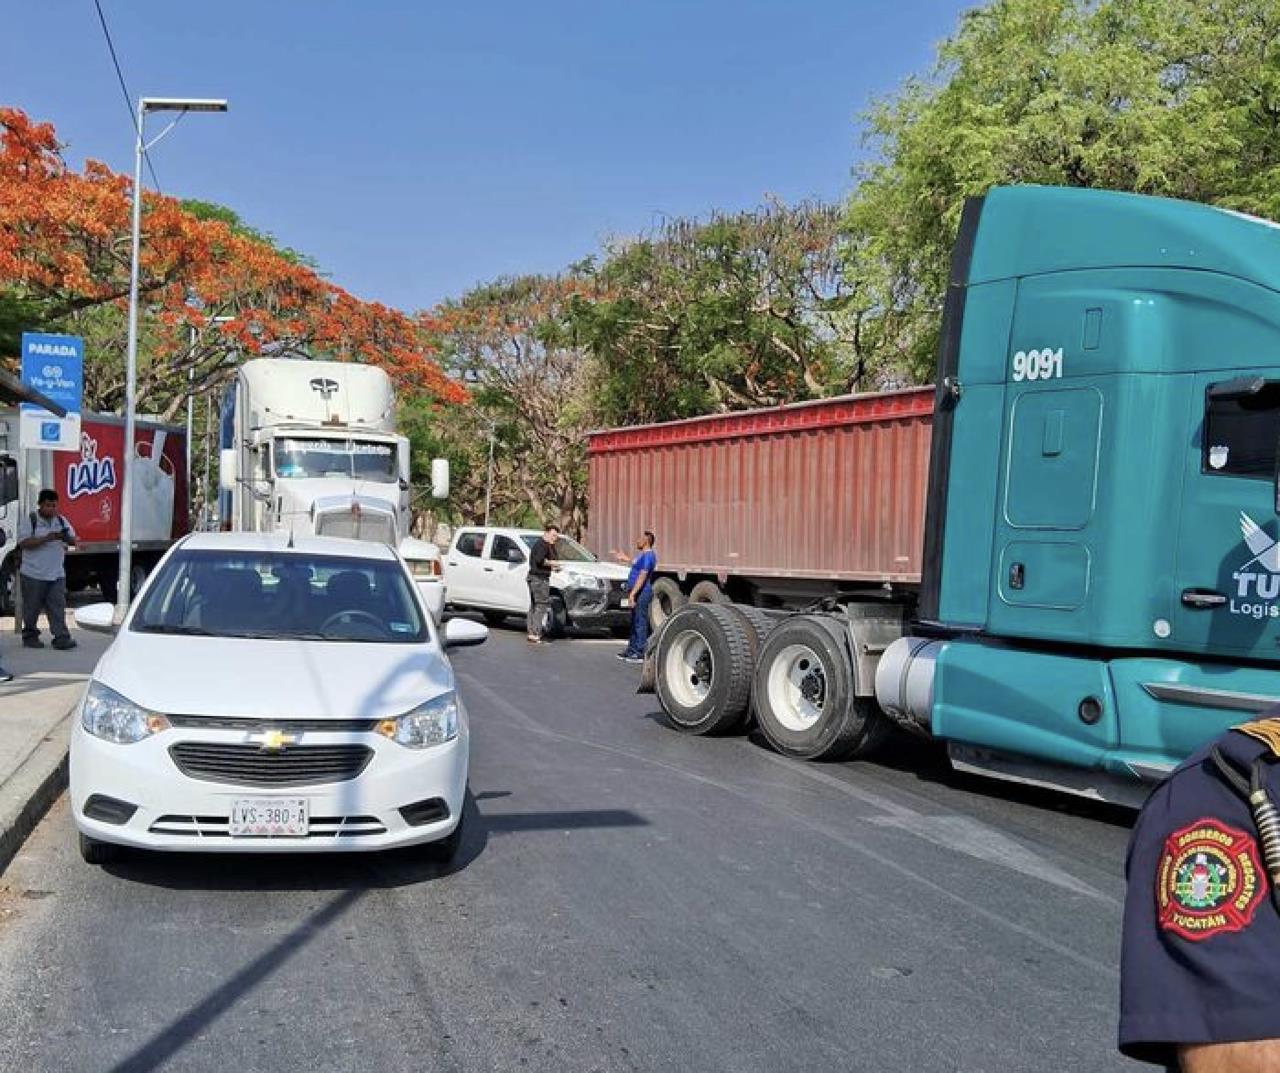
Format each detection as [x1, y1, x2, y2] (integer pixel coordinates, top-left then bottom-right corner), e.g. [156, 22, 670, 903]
[637, 619, 670, 694]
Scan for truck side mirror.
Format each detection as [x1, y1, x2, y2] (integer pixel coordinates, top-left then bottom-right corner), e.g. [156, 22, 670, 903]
[431, 458, 450, 500]
[219, 448, 238, 493]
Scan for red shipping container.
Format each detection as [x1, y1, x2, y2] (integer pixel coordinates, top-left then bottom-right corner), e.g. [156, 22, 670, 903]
[586, 388, 933, 587]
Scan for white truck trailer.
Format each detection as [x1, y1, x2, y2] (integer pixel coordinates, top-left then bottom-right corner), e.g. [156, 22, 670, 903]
[217, 358, 448, 619]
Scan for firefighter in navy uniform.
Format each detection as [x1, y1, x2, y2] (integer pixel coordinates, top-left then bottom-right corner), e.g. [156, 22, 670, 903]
[1120, 716, 1280, 1071]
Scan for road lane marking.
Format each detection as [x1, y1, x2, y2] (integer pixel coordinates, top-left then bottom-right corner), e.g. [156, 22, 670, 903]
[746, 747, 1118, 906]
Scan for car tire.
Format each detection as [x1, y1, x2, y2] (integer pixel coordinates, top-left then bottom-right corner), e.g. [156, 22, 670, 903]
[655, 604, 753, 735]
[752, 614, 889, 761]
[78, 832, 120, 865]
[424, 812, 464, 863]
[548, 597, 569, 638]
[650, 577, 686, 630]
[688, 580, 730, 605]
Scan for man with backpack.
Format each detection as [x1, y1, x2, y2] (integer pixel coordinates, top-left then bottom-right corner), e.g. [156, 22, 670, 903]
[17, 489, 77, 651]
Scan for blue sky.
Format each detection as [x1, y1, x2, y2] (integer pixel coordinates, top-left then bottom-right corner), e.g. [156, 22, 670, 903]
[4, 1, 973, 313]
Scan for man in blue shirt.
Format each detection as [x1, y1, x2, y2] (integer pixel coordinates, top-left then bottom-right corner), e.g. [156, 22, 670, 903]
[615, 531, 657, 663]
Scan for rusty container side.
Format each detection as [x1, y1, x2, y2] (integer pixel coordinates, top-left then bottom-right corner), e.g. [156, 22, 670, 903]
[586, 387, 934, 585]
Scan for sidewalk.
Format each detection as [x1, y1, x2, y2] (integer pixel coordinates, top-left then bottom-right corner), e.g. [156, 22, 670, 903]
[0, 613, 112, 873]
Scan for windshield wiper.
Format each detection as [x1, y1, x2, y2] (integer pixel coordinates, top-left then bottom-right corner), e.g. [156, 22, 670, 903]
[135, 624, 216, 636]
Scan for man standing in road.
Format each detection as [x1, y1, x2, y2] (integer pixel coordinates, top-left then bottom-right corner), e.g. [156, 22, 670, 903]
[615, 530, 656, 663]
[17, 489, 77, 651]
[526, 523, 560, 644]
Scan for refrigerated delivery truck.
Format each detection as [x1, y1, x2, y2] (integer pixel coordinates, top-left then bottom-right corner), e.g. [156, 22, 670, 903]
[0, 411, 188, 611]
[588, 185, 1280, 806]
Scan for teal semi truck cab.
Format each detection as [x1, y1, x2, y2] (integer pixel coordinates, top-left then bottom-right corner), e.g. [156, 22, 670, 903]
[875, 185, 1280, 803]
[640, 184, 1280, 806]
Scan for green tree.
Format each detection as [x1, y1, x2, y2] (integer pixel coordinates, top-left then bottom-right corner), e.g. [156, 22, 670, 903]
[421, 274, 598, 535]
[571, 200, 857, 425]
[846, 0, 1280, 381]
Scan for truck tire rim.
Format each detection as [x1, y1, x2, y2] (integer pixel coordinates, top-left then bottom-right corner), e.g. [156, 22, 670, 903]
[665, 630, 714, 709]
[766, 644, 826, 732]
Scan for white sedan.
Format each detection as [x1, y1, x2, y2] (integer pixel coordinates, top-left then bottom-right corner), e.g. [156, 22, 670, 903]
[69, 531, 487, 863]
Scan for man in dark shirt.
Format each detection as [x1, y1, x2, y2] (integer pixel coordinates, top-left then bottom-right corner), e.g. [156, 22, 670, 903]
[526, 524, 560, 644]
[1120, 714, 1280, 1070]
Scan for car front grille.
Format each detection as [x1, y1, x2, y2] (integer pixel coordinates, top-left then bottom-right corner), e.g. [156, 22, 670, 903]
[148, 814, 387, 838]
[168, 742, 374, 787]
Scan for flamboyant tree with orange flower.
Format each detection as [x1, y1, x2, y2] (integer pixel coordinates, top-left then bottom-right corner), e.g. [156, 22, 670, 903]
[0, 107, 464, 421]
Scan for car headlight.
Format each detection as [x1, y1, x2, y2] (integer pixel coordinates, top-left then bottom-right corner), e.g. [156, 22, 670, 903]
[376, 692, 458, 748]
[81, 681, 170, 744]
[559, 570, 604, 590]
[408, 558, 442, 579]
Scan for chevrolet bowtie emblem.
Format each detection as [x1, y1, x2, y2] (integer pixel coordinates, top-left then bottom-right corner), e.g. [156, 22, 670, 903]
[251, 729, 297, 752]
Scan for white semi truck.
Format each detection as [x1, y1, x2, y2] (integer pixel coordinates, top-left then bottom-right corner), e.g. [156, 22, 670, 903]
[217, 358, 448, 619]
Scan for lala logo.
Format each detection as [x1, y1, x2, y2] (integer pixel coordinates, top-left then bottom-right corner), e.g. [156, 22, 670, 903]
[66, 433, 117, 500]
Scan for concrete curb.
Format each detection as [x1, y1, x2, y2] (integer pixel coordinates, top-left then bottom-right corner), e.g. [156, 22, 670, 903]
[0, 709, 73, 876]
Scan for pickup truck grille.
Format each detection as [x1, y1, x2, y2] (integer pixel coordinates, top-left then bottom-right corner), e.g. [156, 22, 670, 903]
[169, 742, 374, 787]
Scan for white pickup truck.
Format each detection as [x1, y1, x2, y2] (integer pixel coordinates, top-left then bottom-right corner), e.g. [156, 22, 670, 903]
[443, 527, 632, 634]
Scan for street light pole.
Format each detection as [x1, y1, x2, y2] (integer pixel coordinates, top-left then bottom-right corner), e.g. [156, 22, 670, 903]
[186, 324, 196, 500]
[115, 97, 227, 624]
[186, 315, 232, 529]
[483, 424, 496, 526]
[116, 100, 147, 626]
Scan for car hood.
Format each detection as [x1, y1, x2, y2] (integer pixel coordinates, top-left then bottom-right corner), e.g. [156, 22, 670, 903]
[553, 561, 629, 582]
[93, 633, 454, 721]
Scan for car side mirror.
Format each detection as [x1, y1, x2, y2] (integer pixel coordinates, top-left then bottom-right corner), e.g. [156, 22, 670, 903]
[74, 602, 118, 634]
[443, 618, 488, 648]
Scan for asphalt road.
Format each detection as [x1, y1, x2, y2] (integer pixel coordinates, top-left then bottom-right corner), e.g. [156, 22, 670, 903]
[0, 622, 1135, 1073]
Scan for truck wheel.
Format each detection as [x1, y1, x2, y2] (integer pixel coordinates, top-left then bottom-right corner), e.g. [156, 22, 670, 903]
[733, 605, 781, 647]
[99, 572, 119, 606]
[655, 604, 753, 735]
[688, 580, 730, 605]
[129, 564, 148, 598]
[650, 578, 687, 630]
[752, 615, 888, 761]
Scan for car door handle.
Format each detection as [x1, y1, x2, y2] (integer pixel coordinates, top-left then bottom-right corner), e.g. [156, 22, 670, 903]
[1181, 588, 1228, 609]
[447, 561, 458, 567]
[483, 567, 494, 573]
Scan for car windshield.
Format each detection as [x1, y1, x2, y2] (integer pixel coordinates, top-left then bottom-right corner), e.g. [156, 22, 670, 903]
[518, 534, 596, 562]
[130, 549, 428, 643]
[274, 437, 397, 482]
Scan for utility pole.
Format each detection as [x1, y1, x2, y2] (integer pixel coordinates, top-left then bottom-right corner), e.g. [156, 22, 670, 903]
[483, 424, 496, 526]
[116, 96, 226, 623]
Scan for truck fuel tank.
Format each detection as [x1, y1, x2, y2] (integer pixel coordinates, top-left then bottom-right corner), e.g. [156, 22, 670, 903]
[874, 636, 944, 737]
